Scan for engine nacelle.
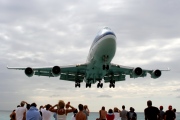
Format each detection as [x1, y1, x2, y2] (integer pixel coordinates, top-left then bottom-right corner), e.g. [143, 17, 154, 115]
[24, 67, 34, 77]
[132, 67, 143, 77]
[151, 69, 161, 78]
[52, 66, 61, 77]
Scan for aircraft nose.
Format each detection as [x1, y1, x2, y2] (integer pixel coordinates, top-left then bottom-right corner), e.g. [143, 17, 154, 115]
[103, 36, 116, 48]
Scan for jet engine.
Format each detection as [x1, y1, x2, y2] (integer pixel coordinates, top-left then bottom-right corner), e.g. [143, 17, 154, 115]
[132, 67, 143, 77]
[52, 66, 61, 77]
[25, 67, 34, 77]
[151, 69, 161, 78]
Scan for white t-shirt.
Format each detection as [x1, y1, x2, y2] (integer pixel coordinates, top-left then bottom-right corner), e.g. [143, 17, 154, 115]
[120, 110, 128, 120]
[114, 112, 120, 120]
[15, 107, 26, 120]
[41, 109, 52, 120]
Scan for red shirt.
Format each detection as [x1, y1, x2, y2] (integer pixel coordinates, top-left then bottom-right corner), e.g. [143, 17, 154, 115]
[106, 114, 115, 120]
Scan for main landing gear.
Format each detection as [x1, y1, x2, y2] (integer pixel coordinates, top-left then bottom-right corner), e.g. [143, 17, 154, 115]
[97, 80, 103, 88]
[97, 83, 103, 88]
[86, 83, 91, 88]
[109, 80, 115, 88]
[75, 82, 80, 88]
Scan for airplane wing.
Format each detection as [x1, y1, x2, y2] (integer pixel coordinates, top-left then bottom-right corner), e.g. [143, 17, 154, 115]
[7, 63, 87, 82]
[104, 63, 170, 83]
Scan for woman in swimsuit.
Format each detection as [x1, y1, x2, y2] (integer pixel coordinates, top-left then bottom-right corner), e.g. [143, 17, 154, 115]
[49, 100, 76, 120]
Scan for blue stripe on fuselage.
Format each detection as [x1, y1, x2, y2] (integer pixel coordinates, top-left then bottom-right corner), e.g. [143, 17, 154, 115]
[90, 32, 116, 49]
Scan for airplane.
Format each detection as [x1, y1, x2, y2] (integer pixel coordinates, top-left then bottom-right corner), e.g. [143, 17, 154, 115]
[7, 27, 169, 88]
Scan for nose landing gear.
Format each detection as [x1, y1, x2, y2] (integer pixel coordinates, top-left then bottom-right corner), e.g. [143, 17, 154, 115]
[102, 55, 109, 70]
[103, 64, 109, 70]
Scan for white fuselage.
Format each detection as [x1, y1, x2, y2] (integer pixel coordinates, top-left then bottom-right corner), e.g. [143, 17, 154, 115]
[85, 27, 116, 83]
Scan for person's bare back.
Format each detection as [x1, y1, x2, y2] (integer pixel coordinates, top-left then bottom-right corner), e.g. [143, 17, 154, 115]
[100, 110, 107, 119]
[76, 111, 86, 120]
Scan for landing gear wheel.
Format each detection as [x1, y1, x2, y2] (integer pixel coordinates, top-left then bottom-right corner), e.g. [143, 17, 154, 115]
[100, 83, 103, 88]
[97, 83, 100, 88]
[75, 80, 81, 88]
[75, 83, 78, 88]
[106, 65, 109, 70]
[103, 65, 106, 70]
[86, 83, 91, 88]
[109, 84, 112, 88]
[75, 83, 80, 88]
[109, 83, 115, 88]
[97, 83, 103, 88]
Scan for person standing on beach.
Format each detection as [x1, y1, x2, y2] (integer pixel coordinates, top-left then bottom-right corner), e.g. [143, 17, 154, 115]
[26, 103, 41, 120]
[127, 107, 133, 120]
[76, 104, 86, 120]
[164, 105, 176, 120]
[144, 100, 160, 120]
[83, 105, 90, 120]
[114, 107, 120, 120]
[49, 100, 76, 120]
[106, 109, 115, 120]
[159, 106, 165, 120]
[16, 101, 28, 120]
[23, 104, 31, 120]
[99, 106, 107, 120]
[127, 107, 137, 120]
[131, 108, 137, 120]
[120, 105, 127, 120]
[39, 105, 44, 117]
[10, 110, 16, 120]
[41, 104, 52, 120]
[173, 108, 177, 118]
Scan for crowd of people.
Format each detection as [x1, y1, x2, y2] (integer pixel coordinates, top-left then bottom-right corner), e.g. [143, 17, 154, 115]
[10, 100, 90, 120]
[10, 100, 176, 120]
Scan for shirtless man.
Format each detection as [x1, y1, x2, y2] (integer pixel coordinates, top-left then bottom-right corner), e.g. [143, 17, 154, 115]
[99, 106, 107, 120]
[76, 104, 86, 120]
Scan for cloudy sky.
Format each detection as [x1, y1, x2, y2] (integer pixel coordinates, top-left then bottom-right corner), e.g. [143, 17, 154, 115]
[0, 0, 180, 112]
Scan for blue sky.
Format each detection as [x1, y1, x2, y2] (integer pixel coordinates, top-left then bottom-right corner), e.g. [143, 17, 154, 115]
[0, 0, 180, 112]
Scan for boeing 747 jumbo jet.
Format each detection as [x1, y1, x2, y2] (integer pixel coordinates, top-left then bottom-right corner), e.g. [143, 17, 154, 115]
[7, 27, 169, 88]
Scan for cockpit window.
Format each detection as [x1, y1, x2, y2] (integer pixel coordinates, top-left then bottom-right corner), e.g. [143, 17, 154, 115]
[103, 27, 111, 30]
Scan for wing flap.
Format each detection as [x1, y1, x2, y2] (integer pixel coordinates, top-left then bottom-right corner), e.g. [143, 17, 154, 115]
[104, 74, 126, 83]
[34, 71, 54, 77]
[60, 73, 84, 82]
[107, 63, 164, 82]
